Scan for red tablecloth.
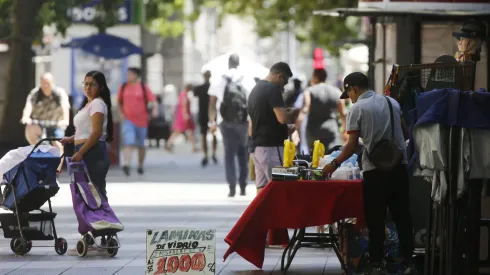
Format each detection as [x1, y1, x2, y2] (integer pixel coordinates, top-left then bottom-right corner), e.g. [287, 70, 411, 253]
[224, 180, 364, 268]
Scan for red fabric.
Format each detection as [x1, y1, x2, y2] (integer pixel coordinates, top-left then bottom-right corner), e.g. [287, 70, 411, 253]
[224, 180, 364, 268]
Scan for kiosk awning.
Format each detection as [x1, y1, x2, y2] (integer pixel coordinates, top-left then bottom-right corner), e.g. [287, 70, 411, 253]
[313, 8, 490, 19]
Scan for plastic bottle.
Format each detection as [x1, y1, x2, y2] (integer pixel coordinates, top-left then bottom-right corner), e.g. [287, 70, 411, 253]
[354, 163, 361, 180]
[347, 163, 354, 180]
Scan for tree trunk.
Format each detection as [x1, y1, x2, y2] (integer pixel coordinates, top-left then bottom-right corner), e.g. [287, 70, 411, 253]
[0, 0, 45, 147]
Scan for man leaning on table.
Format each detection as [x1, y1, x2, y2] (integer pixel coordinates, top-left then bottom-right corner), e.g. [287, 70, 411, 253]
[322, 72, 416, 275]
[248, 62, 300, 195]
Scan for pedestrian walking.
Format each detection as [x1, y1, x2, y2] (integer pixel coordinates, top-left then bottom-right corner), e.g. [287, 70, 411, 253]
[297, 68, 348, 150]
[322, 72, 416, 275]
[60, 70, 114, 254]
[194, 71, 218, 167]
[117, 67, 158, 176]
[248, 62, 300, 195]
[165, 84, 199, 153]
[208, 53, 256, 197]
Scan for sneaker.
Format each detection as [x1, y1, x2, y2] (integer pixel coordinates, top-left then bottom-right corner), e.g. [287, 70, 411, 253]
[212, 155, 218, 164]
[137, 167, 144, 175]
[122, 166, 130, 176]
[228, 189, 236, 198]
[240, 187, 246, 196]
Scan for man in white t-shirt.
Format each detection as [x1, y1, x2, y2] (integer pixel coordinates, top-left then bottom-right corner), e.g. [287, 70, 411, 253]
[208, 54, 256, 197]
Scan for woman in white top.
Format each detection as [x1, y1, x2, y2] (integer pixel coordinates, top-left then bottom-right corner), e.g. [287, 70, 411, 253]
[60, 71, 114, 200]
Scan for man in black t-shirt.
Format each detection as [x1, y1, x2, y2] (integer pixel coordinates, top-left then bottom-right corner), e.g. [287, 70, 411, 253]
[248, 62, 300, 193]
[194, 71, 217, 167]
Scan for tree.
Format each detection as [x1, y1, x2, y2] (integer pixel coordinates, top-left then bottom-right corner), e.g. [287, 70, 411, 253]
[208, 0, 360, 55]
[0, 0, 122, 146]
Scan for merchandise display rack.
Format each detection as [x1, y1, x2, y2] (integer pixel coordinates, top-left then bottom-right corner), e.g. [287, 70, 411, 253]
[385, 60, 482, 275]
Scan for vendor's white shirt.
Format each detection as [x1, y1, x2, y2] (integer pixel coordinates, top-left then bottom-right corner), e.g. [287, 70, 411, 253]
[73, 98, 108, 141]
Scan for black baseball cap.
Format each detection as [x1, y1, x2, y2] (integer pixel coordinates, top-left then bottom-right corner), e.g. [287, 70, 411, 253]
[340, 72, 369, 99]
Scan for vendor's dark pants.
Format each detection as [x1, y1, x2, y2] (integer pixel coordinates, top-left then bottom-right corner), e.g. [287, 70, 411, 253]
[75, 141, 110, 201]
[362, 164, 414, 263]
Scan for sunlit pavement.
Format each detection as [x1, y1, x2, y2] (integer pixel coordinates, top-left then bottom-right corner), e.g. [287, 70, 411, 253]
[0, 140, 342, 275]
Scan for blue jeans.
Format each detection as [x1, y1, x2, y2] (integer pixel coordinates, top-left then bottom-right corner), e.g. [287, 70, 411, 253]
[122, 119, 147, 148]
[75, 141, 110, 200]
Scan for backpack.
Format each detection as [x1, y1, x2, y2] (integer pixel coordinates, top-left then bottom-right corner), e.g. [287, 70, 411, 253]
[219, 76, 247, 123]
[118, 82, 152, 114]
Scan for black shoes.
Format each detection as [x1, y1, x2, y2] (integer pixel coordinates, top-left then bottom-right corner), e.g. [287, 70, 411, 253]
[201, 158, 209, 167]
[202, 156, 218, 168]
[123, 166, 130, 176]
[123, 166, 144, 176]
[229, 186, 246, 197]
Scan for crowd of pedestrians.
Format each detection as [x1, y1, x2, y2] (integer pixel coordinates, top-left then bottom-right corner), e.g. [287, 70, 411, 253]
[22, 56, 417, 273]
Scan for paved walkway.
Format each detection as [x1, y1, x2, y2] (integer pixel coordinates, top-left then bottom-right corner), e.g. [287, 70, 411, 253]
[0, 143, 343, 275]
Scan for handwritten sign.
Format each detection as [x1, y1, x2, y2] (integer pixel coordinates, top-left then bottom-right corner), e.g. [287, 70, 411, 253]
[146, 228, 216, 275]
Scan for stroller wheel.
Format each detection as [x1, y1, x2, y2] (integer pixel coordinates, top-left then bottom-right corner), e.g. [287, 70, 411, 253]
[10, 238, 28, 256]
[76, 239, 88, 257]
[55, 238, 68, 255]
[106, 237, 119, 257]
[25, 241, 32, 253]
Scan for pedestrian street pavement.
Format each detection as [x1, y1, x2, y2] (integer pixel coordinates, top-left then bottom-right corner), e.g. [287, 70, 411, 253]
[0, 144, 343, 274]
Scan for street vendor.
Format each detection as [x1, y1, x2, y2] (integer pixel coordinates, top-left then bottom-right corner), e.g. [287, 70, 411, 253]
[322, 72, 416, 275]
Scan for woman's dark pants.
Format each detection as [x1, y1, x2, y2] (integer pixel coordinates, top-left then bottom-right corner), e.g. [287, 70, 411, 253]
[75, 141, 110, 201]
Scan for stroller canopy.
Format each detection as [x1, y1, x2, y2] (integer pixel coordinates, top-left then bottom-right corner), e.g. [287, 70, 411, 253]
[1, 146, 61, 212]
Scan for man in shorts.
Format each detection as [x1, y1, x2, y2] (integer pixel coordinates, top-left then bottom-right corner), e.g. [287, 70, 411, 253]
[248, 62, 300, 193]
[118, 67, 158, 176]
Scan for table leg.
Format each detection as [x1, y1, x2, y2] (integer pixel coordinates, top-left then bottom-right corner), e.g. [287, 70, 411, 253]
[281, 229, 299, 272]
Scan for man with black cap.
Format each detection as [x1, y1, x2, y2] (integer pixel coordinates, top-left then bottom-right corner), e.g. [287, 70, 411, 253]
[208, 53, 256, 197]
[322, 72, 416, 275]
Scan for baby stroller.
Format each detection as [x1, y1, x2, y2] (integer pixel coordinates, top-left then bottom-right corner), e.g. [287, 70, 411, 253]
[0, 138, 67, 256]
[66, 157, 123, 257]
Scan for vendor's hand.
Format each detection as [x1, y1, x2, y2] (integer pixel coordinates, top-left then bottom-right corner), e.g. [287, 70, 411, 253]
[60, 136, 74, 145]
[322, 163, 337, 178]
[71, 152, 83, 162]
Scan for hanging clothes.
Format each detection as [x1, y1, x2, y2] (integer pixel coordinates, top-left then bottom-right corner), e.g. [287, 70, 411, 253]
[409, 88, 490, 202]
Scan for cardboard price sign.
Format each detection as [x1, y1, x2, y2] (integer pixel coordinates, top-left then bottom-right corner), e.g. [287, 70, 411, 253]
[146, 228, 216, 275]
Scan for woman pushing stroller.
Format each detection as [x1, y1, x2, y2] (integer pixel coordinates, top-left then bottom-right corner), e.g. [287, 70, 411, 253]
[60, 71, 114, 255]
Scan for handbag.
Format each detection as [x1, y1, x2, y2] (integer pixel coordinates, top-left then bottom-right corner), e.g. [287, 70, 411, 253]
[367, 96, 403, 170]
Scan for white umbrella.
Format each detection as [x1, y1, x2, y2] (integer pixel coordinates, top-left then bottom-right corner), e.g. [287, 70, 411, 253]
[201, 51, 269, 80]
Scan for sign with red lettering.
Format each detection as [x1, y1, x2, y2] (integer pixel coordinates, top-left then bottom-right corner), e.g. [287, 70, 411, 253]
[146, 228, 216, 275]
